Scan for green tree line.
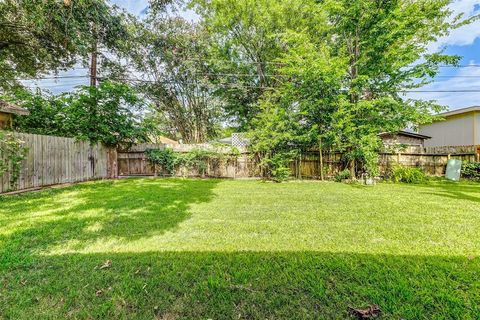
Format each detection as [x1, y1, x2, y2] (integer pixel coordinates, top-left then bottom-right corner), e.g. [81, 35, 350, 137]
[1, 0, 476, 177]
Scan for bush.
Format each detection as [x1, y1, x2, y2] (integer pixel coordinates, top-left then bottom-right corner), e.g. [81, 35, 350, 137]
[271, 166, 291, 182]
[461, 162, 480, 180]
[259, 152, 294, 182]
[146, 147, 238, 177]
[334, 169, 351, 182]
[389, 165, 426, 184]
[145, 148, 180, 175]
[0, 131, 28, 189]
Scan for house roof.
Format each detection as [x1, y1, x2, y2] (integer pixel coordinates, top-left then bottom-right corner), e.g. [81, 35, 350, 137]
[379, 130, 431, 140]
[158, 136, 179, 145]
[438, 106, 480, 117]
[0, 101, 30, 116]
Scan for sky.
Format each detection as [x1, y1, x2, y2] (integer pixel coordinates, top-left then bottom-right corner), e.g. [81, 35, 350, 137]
[24, 0, 480, 111]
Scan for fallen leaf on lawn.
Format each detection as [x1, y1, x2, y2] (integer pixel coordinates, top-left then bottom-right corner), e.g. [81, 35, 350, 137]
[95, 289, 103, 297]
[348, 305, 381, 319]
[468, 255, 475, 261]
[99, 260, 112, 270]
[20, 279, 27, 286]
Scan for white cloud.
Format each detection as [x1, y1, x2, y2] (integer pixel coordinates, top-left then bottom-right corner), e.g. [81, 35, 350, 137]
[428, 0, 480, 52]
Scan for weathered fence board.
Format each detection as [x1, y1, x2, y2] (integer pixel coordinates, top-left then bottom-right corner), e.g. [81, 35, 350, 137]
[117, 146, 477, 180]
[4, 134, 476, 193]
[0, 132, 110, 193]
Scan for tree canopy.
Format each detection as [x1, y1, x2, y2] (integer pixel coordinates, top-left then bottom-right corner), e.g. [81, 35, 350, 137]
[0, 0, 129, 91]
[12, 81, 150, 148]
[1, 0, 476, 178]
[241, 0, 469, 177]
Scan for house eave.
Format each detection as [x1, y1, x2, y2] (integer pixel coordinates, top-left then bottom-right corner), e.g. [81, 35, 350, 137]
[0, 101, 30, 116]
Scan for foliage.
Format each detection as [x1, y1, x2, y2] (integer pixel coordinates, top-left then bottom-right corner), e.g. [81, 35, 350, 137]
[146, 147, 239, 176]
[12, 82, 150, 148]
[145, 148, 180, 175]
[257, 152, 295, 182]
[127, 13, 222, 143]
[191, 0, 326, 130]
[461, 162, 480, 180]
[0, 131, 28, 189]
[389, 165, 427, 184]
[334, 169, 351, 183]
[0, 0, 130, 91]
[247, 0, 467, 179]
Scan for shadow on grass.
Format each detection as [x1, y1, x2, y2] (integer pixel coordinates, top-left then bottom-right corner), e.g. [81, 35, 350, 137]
[0, 250, 479, 319]
[0, 178, 221, 253]
[1, 179, 480, 319]
[412, 180, 480, 204]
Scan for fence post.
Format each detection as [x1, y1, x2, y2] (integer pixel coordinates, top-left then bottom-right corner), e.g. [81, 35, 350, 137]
[107, 148, 118, 179]
[319, 139, 324, 181]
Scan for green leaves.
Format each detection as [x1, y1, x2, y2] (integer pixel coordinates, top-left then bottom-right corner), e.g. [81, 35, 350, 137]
[0, 0, 129, 91]
[246, 0, 462, 177]
[145, 147, 236, 176]
[129, 16, 222, 143]
[12, 81, 149, 148]
[0, 131, 28, 189]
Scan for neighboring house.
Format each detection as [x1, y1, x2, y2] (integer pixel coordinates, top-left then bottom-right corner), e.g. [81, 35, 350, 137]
[0, 101, 30, 130]
[419, 106, 480, 148]
[216, 133, 250, 148]
[158, 136, 179, 145]
[148, 135, 180, 145]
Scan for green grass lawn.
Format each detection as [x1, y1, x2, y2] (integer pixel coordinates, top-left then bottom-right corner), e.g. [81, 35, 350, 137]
[1, 178, 480, 319]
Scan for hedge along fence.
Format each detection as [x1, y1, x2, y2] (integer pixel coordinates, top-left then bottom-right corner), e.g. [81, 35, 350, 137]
[117, 143, 257, 178]
[2, 135, 476, 194]
[0, 132, 113, 194]
[288, 150, 478, 180]
[118, 144, 478, 180]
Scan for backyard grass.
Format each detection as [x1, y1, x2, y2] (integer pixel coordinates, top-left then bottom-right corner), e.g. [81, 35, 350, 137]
[1, 178, 480, 319]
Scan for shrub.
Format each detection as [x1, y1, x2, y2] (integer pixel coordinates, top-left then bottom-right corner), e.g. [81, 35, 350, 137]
[271, 166, 291, 182]
[334, 169, 351, 182]
[0, 131, 28, 189]
[389, 165, 426, 184]
[145, 148, 180, 175]
[259, 152, 294, 182]
[461, 162, 480, 180]
[146, 147, 238, 177]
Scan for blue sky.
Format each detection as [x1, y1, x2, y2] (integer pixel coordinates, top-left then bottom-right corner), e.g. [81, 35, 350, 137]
[25, 0, 480, 111]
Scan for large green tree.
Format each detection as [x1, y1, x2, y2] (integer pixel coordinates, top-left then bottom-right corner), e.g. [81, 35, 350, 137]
[128, 13, 222, 143]
[250, 0, 473, 178]
[191, 0, 326, 130]
[0, 0, 129, 91]
[12, 81, 150, 148]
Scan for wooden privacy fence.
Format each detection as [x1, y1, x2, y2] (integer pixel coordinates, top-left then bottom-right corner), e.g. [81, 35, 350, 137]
[0, 132, 113, 193]
[117, 144, 255, 178]
[2, 134, 479, 194]
[118, 145, 478, 180]
[289, 151, 478, 179]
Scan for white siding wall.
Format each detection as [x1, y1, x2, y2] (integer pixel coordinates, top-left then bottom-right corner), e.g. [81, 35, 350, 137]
[476, 112, 480, 146]
[420, 113, 475, 147]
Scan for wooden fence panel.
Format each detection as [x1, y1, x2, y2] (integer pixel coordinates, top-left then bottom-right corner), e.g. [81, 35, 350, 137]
[0, 133, 110, 194]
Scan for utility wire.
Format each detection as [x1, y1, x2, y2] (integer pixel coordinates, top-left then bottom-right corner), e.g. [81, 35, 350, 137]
[13, 72, 480, 81]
